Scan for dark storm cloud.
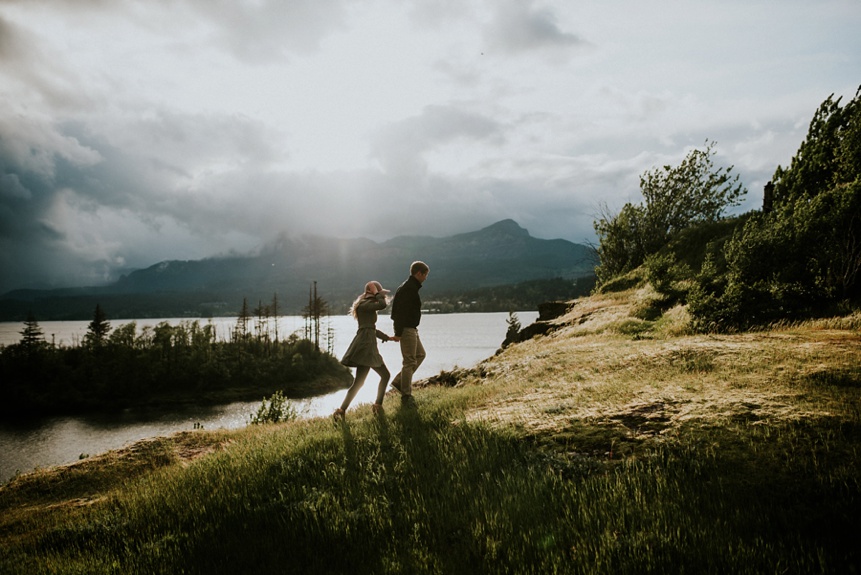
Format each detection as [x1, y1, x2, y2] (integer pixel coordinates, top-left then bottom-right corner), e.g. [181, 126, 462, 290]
[1, 0, 857, 295]
[0, 108, 289, 291]
[0, 173, 29, 201]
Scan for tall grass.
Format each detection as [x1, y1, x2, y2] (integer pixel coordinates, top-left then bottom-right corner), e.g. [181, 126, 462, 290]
[3, 298, 860, 574]
[2, 390, 858, 575]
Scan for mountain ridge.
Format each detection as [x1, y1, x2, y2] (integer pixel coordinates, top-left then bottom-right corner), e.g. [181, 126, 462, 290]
[1, 220, 595, 320]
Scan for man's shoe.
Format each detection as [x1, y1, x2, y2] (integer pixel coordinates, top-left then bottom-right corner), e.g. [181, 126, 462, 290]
[400, 395, 417, 409]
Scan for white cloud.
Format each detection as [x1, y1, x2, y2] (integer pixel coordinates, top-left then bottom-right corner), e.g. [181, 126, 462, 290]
[0, 0, 859, 292]
[482, 0, 586, 56]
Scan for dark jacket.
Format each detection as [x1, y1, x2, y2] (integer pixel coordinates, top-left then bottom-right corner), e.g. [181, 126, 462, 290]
[391, 275, 422, 337]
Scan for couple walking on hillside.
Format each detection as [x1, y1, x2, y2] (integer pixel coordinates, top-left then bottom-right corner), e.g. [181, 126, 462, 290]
[332, 261, 430, 421]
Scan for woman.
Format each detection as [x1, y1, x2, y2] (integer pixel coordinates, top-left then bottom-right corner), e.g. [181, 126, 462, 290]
[333, 281, 393, 421]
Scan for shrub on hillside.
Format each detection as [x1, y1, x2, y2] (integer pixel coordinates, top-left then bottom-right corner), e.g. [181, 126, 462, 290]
[686, 88, 861, 331]
[594, 141, 746, 285]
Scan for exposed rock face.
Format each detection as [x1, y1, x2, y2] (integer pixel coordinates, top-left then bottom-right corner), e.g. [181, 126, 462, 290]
[517, 321, 556, 342]
[500, 300, 574, 348]
[537, 301, 572, 322]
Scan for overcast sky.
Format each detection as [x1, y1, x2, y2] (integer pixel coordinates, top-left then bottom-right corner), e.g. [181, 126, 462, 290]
[1, 0, 859, 293]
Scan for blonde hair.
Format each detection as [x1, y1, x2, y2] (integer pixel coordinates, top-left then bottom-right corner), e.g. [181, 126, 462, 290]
[349, 281, 387, 318]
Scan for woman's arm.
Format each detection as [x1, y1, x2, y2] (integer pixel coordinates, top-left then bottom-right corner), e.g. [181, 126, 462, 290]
[375, 330, 391, 342]
[356, 293, 388, 313]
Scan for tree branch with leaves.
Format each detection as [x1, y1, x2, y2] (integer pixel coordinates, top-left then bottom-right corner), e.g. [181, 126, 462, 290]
[594, 141, 746, 284]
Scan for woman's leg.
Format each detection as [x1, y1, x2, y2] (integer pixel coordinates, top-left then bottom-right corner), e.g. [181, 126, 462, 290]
[373, 363, 391, 405]
[340, 366, 371, 411]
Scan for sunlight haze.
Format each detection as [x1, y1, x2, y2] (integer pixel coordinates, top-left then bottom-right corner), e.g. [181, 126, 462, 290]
[1, 0, 859, 292]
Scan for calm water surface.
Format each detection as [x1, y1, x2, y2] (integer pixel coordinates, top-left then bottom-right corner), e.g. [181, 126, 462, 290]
[0, 312, 536, 482]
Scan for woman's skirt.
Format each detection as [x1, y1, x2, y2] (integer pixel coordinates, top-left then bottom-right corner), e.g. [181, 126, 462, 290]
[340, 327, 384, 368]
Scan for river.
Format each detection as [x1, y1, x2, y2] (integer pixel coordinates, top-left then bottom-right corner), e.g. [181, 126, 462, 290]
[0, 311, 537, 482]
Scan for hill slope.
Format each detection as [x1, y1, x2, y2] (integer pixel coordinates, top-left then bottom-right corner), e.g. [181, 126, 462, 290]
[0, 219, 594, 320]
[1, 287, 859, 572]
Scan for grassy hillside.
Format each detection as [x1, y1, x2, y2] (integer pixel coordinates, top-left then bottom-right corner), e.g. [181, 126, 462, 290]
[1, 286, 860, 574]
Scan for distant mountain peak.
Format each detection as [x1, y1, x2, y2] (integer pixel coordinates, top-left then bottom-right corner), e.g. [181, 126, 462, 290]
[0, 219, 595, 320]
[481, 219, 529, 236]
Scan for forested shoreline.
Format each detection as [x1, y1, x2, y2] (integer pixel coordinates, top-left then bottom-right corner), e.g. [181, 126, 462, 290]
[0, 305, 351, 419]
[0, 276, 595, 322]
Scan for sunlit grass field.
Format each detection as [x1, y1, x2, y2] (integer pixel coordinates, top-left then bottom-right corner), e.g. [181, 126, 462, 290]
[2, 288, 860, 574]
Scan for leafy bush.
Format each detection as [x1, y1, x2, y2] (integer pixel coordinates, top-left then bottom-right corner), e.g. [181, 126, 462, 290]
[686, 86, 861, 331]
[592, 88, 861, 332]
[249, 391, 297, 425]
[594, 141, 746, 285]
[596, 268, 646, 294]
[0, 315, 350, 416]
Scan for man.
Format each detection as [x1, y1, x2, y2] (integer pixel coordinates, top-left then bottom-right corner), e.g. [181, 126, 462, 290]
[390, 260, 429, 406]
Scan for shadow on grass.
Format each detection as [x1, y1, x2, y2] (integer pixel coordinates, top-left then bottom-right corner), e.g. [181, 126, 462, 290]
[171, 405, 560, 574]
[4, 404, 860, 575]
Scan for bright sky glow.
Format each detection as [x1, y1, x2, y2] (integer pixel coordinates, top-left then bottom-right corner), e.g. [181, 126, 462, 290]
[1, 0, 859, 291]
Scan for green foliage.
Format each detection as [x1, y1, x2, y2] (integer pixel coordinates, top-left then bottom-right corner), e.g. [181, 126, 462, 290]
[687, 88, 861, 331]
[0, 314, 351, 417]
[505, 311, 521, 339]
[661, 217, 745, 275]
[798, 180, 861, 298]
[249, 391, 297, 425]
[644, 252, 691, 303]
[595, 141, 746, 284]
[771, 88, 861, 206]
[232, 298, 251, 343]
[595, 268, 647, 294]
[18, 311, 46, 351]
[634, 216, 750, 327]
[594, 203, 649, 283]
[3, 395, 858, 573]
[82, 304, 111, 349]
[640, 140, 746, 236]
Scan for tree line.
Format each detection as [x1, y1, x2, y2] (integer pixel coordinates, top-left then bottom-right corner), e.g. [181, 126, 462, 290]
[0, 293, 351, 418]
[424, 277, 596, 313]
[594, 86, 861, 331]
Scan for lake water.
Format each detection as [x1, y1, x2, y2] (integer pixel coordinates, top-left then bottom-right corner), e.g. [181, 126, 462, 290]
[0, 311, 537, 482]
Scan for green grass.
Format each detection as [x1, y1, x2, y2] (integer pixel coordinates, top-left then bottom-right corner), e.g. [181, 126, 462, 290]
[2, 294, 860, 574]
[2, 393, 859, 574]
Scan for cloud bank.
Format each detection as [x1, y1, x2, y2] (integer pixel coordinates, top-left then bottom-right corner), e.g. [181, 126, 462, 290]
[1, 0, 859, 292]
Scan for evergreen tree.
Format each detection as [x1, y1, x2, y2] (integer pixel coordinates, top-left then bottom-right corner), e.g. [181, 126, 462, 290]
[83, 304, 111, 348]
[303, 281, 329, 352]
[503, 311, 522, 347]
[253, 300, 269, 343]
[19, 311, 45, 349]
[233, 298, 251, 343]
[271, 293, 280, 342]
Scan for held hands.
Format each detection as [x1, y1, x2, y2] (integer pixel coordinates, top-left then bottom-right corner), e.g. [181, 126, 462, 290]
[390, 336, 401, 342]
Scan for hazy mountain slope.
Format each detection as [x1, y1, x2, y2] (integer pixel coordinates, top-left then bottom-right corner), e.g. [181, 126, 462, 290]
[0, 220, 594, 320]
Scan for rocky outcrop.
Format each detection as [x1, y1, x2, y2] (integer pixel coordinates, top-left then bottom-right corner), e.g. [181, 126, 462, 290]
[501, 300, 573, 348]
[537, 301, 572, 322]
